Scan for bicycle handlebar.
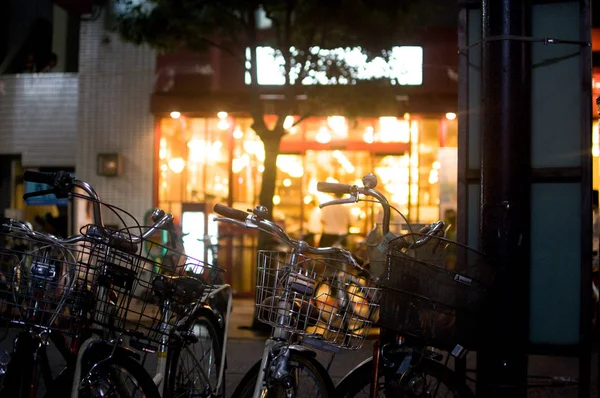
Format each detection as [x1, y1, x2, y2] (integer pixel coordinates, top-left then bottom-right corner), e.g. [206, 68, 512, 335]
[212, 204, 363, 269]
[318, 174, 392, 235]
[317, 174, 445, 250]
[22, 170, 176, 247]
[316, 182, 354, 195]
[213, 204, 250, 222]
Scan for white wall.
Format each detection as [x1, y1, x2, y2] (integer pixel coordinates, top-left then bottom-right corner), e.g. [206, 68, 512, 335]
[76, 12, 157, 227]
[0, 74, 78, 166]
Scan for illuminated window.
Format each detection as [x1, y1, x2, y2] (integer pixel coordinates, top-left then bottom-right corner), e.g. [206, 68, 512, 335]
[245, 46, 423, 86]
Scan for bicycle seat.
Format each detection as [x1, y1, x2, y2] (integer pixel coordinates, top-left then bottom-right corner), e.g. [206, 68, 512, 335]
[152, 275, 205, 304]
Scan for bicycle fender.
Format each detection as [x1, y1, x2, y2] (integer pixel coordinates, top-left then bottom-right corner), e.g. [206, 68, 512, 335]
[186, 304, 224, 342]
[84, 340, 141, 362]
[335, 357, 373, 388]
[288, 344, 317, 358]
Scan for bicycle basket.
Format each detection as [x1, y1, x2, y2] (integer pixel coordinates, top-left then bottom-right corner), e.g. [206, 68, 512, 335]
[379, 234, 499, 349]
[75, 225, 224, 344]
[0, 226, 85, 331]
[255, 250, 380, 350]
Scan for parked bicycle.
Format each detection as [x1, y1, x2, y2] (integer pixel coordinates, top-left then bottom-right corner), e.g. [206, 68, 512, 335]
[212, 202, 381, 397]
[329, 174, 587, 397]
[308, 174, 495, 397]
[0, 170, 232, 398]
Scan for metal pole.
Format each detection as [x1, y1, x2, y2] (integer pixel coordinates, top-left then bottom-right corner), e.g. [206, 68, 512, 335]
[477, 0, 530, 396]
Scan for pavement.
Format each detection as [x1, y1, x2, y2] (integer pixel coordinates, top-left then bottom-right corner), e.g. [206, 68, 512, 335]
[226, 299, 597, 397]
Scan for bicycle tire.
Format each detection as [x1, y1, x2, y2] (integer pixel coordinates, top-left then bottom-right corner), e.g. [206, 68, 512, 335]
[78, 349, 161, 398]
[166, 315, 224, 398]
[232, 350, 335, 398]
[336, 355, 474, 398]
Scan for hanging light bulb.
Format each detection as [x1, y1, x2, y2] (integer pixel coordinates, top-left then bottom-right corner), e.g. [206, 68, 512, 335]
[168, 157, 185, 173]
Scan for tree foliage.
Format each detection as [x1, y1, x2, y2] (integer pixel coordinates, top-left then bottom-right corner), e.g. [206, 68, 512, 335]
[114, 0, 440, 329]
[114, 0, 429, 228]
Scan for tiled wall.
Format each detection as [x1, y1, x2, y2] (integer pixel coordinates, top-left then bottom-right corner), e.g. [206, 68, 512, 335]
[1, 11, 159, 226]
[77, 15, 156, 226]
[0, 74, 78, 167]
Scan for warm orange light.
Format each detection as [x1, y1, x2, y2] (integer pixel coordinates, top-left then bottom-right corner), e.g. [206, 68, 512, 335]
[445, 112, 457, 120]
[168, 157, 185, 173]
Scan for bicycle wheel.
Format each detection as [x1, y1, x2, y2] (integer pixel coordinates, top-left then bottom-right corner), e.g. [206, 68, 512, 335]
[336, 356, 474, 398]
[232, 351, 335, 398]
[166, 315, 224, 398]
[78, 351, 160, 398]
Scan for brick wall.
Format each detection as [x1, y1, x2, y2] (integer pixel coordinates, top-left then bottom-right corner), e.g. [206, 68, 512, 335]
[77, 14, 156, 226]
[0, 74, 78, 167]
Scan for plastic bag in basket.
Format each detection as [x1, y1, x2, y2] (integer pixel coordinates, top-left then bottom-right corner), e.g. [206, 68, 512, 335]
[309, 271, 379, 336]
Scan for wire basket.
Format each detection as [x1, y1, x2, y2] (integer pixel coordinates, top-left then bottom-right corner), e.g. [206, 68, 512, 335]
[0, 226, 84, 331]
[255, 250, 380, 350]
[378, 234, 499, 349]
[75, 225, 224, 344]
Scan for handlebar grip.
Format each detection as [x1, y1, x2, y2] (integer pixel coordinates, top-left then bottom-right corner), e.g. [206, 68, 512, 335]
[23, 171, 56, 185]
[213, 204, 250, 222]
[317, 182, 353, 194]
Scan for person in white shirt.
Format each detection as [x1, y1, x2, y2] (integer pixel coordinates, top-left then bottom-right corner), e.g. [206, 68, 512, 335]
[303, 200, 322, 247]
[319, 193, 352, 247]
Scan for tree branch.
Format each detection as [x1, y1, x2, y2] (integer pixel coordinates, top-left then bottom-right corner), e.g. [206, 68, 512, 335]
[199, 37, 245, 63]
[246, 8, 267, 132]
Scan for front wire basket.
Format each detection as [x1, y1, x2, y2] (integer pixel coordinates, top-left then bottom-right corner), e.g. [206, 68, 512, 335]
[379, 233, 499, 349]
[255, 250, 380, 350]
[0, 224, 84, 332]
[76, 225, 225, 344]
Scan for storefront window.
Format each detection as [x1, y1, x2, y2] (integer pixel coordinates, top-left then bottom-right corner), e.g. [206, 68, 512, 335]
[231, 118, 264, 208]
[156, 113, 457, 294]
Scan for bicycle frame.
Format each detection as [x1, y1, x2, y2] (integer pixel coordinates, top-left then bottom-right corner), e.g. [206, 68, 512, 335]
[148, 283, 233, 397]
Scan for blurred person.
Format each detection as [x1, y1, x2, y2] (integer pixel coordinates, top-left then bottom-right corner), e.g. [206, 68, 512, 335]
[303, 200, 322, 247]
[41, 53, 57, 72]
[319, 193, 351, 248]
[23, 53, 36, 73]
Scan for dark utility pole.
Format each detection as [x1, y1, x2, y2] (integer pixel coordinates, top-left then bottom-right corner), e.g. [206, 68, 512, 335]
[477, 0, 531, 396]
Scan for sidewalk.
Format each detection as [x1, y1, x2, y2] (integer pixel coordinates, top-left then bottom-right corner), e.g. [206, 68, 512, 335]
[226, 298, 262, 339]
[226, 298, 598, 397]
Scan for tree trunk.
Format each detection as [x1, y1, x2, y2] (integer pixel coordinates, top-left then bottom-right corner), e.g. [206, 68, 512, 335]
[250, 125, 284, 330]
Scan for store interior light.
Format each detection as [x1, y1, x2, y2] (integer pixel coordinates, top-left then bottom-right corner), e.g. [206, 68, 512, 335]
[429, 169, 439, 184]
[283, 116, 297, 134]
[168, 157, 186, 173]
[217, 111, 228, 119]
[363, 126, 374, 144]
[170, 111, 181, 119]
[217, 119, 229, 130]
[316, 126, 331, 143]
[273, 195, 281, 205]
[327, 116, 348, 137]
[233, 127, 244, 139]
[445, 112, 457, 120]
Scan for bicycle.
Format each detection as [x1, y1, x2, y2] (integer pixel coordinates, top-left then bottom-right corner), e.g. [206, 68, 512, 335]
[0, 170, 232, 398]
[0, 216, 163, 398]
[212, 202, 381, 397]
[310, 173, 497, 397]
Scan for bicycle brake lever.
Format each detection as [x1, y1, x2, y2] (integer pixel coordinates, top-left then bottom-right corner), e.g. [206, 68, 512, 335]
[319, 193, 358, 209]
[212, 217, 257, 229]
